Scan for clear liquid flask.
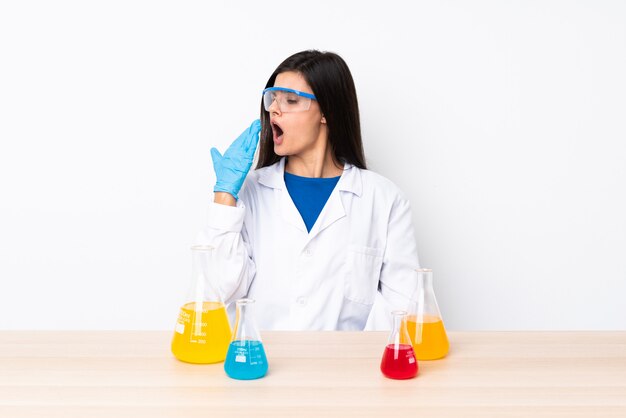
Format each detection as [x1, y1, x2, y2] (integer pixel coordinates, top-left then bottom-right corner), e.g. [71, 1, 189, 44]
[380, 310, 418, 380]
[406, 268, 450, 360]
[224, 298, 269, 380]
[171, 245, 232, 364]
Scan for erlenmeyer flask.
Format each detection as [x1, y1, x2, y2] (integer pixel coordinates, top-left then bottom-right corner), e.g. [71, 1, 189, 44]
[380, 310, 418, 379]
[406, 268, 449, 360]
[171, 245, 232, 364]
[224, 298, 268, 380]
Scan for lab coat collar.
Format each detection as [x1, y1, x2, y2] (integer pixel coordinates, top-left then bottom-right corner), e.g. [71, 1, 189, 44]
[256, 157, 362, 197]
[256, 157, 361, 239]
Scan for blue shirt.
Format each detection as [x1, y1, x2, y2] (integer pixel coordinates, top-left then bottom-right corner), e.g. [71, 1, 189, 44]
[284, 171, 341, 233]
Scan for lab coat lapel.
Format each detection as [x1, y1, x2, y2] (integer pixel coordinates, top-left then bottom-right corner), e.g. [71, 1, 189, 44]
[305, 164, 361, 243]
[280, 185, 308, 233]
[306, 188, 346, 242]
[258, 159, 363, 239]
[258, 158, 308, 233]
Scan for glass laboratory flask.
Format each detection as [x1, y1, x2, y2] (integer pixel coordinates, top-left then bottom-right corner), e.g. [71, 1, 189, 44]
[224, 298, 269, 380]
[406, 268, 450, 360]
[380, 310, 418, 380]
[171, 245, 232, 364]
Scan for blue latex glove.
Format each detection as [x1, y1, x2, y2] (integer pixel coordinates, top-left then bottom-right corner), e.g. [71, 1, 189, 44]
[211, 119, 261, 200]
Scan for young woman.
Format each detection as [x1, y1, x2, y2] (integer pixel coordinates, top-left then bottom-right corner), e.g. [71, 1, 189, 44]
[198, 50, 420, 330]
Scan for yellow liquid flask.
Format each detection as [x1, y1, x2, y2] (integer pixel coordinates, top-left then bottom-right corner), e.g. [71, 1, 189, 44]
[171, 245, 232, 364]
[406, 268, 450, 360]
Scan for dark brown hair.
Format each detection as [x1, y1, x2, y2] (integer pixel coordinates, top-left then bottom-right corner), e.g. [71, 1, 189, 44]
[257, 50, 366, 169]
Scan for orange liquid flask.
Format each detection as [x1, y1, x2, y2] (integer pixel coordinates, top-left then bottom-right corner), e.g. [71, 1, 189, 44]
[406, 268, 450, 360]
[171, 245, 232, 364]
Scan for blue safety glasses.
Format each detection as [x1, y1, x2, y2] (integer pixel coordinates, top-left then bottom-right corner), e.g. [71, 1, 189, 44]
[262, 87, 317, 113]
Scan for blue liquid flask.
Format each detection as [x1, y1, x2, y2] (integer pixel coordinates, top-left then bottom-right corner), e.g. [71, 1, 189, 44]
[224, 299, 268, 380]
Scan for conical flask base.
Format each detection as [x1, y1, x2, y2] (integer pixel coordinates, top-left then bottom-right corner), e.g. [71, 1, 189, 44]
[171, 301, 232, 364]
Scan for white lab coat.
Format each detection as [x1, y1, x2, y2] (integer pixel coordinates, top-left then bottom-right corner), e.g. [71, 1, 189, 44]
[196, 157, 420, 331]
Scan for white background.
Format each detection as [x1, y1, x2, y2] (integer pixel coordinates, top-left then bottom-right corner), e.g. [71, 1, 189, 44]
[1, 1, 624, 330]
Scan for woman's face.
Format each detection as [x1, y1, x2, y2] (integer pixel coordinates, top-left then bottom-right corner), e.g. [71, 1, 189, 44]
[268, 71, 327, 158]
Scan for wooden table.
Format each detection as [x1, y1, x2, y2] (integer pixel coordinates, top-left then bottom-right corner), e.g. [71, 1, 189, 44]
[1, 331, 625, 417]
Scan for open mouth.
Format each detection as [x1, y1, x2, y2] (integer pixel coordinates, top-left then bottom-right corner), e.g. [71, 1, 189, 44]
[271, 121, 284, 143]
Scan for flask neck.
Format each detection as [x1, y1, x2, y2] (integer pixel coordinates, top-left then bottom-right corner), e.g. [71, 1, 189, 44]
[188, 245, 221, 304]
[235, 299, 251, 322]
[391, 311, 404, 332]
[410, 268, 443, 320]
[389, 310, 411, 345]
[233, 299, 261, 342]
[416, 268, 434, 290]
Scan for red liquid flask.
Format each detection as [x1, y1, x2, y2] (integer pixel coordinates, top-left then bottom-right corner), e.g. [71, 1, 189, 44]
[380, 310, 418, 379]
